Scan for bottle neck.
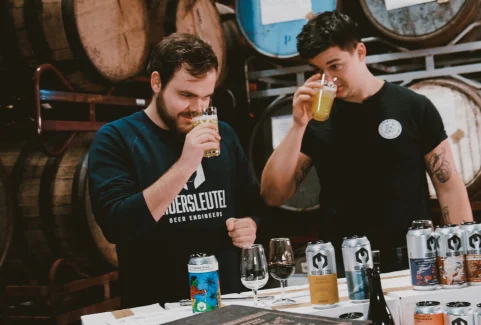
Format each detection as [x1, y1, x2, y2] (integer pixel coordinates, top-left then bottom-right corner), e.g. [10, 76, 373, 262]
[369, 266, 387, 303]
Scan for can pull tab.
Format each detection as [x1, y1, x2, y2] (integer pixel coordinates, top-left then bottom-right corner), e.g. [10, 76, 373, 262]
[190, 252, 207, 258]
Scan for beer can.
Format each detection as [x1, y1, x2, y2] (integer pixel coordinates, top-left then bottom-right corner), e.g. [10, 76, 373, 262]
[339, 312, 365, 320]
[342, 235, 373, 302]
[435, 225, 467, 288]
[414, 301, 444, 325]
[474, 303, 481, 325]
[460, 221, 481, 286]
[407, 226, 439, 290]
[188, 253, 221, 313]
[306, 241, 339, 309]
[445, 302, 474, 325]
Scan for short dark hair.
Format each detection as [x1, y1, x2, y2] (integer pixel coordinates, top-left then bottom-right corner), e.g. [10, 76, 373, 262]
[297, 11, 361, 59]
[147, 33, 218, 86]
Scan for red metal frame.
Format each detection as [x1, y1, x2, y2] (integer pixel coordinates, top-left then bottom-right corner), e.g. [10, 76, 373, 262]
[1, 258, 119, 324]
[33, 64, 150, 156]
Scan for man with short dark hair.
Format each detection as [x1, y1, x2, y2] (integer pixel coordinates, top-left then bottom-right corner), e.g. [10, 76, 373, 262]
[261, 12, 473, 272]
[88, 33, 260, 307]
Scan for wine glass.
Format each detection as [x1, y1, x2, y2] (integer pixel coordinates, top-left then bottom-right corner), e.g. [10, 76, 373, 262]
[240, 244, 269, 306]
[268, 238, 296, 306]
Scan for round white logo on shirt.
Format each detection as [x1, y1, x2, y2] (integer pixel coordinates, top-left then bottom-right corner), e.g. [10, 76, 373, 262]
[378, 119, 402, 139]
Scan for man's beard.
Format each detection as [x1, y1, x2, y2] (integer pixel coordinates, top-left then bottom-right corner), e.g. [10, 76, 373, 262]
[155, 93, 190, 135]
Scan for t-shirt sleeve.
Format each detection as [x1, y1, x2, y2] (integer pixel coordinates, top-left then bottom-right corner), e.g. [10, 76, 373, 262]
[88, 124, 155, 245]
[300, 123, 315, 158]
[419, 97, 448, 155]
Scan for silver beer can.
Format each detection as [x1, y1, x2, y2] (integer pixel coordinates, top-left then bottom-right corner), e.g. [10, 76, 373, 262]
[339, 312, 365, 320]
[341, 235, 373, 303]
[475, 303, 481, 325]
[435, 225, 467, 288]
[460, 221, 481, 286]
[407, 226, 439, 290]
[306, 241, 339, 309]
[445, 302, 474, 325]
[414, 301, 444, 325]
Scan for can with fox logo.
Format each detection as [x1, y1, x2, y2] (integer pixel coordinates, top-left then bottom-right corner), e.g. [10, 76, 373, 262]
[342, 235, 373, 302]
[306, 241, 339, 309]
[407, 225, 439, 290]
[435, 225, 467, 289]
[460, 221, 481, 285]
[445, 302, 474, 325]
[188, 253, 221, 313]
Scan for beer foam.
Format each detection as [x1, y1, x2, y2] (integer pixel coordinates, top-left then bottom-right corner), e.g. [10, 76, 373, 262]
[193, 115, 218, 123]
[322, 86, 337, 93]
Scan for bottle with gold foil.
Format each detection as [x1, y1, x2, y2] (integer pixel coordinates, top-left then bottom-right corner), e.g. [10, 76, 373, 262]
[306, 241, 339, 309]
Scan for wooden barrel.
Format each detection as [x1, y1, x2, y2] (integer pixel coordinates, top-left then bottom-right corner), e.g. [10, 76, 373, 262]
[2, 0, 149, 93]
[248, 96, 320, 212]
[235, 0, 338, 59]
[148, 0, 226, 86]
[409, 79, 481, 199]
[3, 133, 117, 283]
[360, 0, 481, 47]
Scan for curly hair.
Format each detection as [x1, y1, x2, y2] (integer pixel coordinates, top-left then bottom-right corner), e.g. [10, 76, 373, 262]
[297, 11, 360, 59]
[147, 33, 218, 86]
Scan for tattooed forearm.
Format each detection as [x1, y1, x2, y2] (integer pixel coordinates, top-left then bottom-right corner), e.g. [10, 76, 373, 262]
[442, 206, 450, 224]
[294, 158, 312, 189]
[428, 148, 452, 183]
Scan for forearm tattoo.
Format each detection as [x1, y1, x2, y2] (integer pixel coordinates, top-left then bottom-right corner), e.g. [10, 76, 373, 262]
[442, 206, 450, 224]
[294, 158, 312, 189]
[428, 148, 452, 183]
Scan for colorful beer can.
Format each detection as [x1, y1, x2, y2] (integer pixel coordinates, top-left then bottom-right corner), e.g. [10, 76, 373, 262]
[306, 241, 339, 309]
[407, 225, 439, 290]
[435, 225, 467, 288]
[460, 221, 481, 285]
[188, 253, 221, 313]
[342, 235, 373, 302]
[415, 301, 444, 325]
[474, 303, 481, 325]
[445, 302, 473, 325]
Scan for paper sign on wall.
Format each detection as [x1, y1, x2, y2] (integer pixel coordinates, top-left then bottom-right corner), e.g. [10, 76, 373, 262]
[384, 0, 435, 11]
[260, 0, 313, 25]
[271, 115, 293, 149]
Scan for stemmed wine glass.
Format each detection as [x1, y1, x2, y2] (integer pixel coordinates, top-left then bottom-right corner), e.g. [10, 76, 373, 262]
[268, 238, 296, 305]
[240, 244, 269, 306]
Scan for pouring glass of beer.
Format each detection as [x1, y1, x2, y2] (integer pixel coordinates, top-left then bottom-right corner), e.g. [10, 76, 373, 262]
[191, 106, 220, 158]
[311, 75, 337, 122]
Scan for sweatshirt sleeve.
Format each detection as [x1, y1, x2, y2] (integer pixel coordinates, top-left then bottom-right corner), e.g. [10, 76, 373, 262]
[88, 124, 155, 244]
[229, 124, 265, 227]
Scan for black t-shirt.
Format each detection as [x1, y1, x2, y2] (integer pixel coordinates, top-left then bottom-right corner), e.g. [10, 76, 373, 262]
[301, 82, 447, 252]
[88, 111, 261, 308]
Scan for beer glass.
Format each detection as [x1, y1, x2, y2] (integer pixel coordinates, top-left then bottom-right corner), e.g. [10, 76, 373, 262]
[192, 106, 220, 157]
[240, 244, 269, 306]
[311, 75, 337, 121]
[268, 238, 296, 306]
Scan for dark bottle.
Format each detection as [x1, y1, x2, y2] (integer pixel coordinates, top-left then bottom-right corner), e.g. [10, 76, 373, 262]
[367, 253, 395, 325]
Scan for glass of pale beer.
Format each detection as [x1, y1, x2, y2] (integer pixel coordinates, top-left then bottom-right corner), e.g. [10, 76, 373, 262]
[192, 106, 220, 158]
[311, 75, 337, 121]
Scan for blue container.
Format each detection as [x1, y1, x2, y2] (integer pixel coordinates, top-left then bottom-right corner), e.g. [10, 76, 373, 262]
[236, 0, 337, 58]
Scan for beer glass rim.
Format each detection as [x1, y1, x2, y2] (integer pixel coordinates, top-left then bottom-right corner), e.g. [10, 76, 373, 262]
[270, 238, 290, 242]
[243, 244, 264, 250]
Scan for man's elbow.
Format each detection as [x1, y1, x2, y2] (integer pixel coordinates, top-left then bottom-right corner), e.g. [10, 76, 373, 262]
[260, 185, 289, 207]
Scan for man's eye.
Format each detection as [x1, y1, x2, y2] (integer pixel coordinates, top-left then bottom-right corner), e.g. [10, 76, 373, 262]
[182, 93, 192, 98]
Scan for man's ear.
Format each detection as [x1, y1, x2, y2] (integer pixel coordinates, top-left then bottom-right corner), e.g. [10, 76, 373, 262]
[355, 42, 367, 61]
[151, 71, 161, 94]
